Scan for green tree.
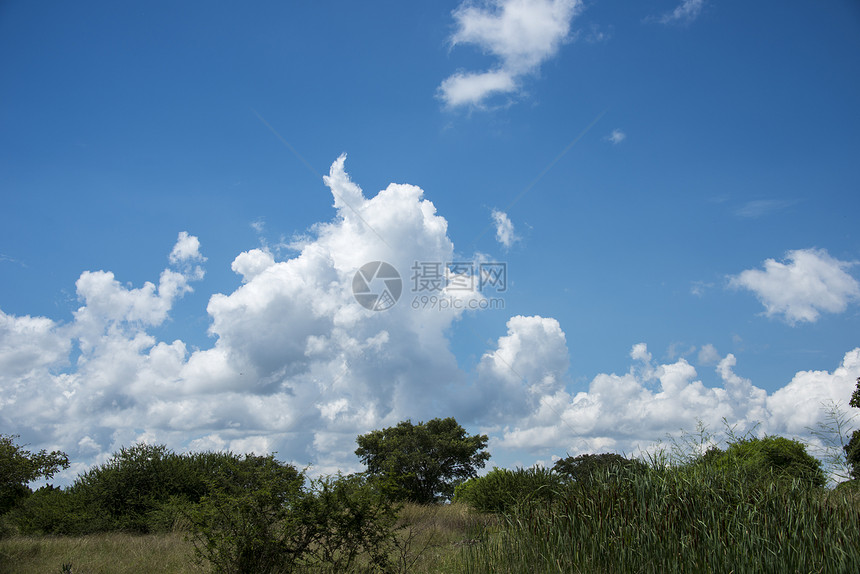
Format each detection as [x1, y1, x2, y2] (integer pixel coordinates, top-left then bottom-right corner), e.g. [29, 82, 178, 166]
[845, 377, 860, 479]
[704, 435, 826, 488]
[355, 417, 490, 504]
[0, 434, 68, 515]
[552, 453, 646, 484]
[453, 466, 561, 514]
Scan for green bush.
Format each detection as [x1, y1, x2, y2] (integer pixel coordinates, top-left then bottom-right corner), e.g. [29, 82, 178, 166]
[697, 435, 826, 488]
[552, 452, 647, 484]
[185, 454, 308, 574]
[67, 443, 200, 533]
[453, 466, 561, 514]
[186, 459, 402, 574]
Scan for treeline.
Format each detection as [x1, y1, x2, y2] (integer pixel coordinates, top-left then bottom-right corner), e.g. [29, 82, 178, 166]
[2, 409, 860, 572]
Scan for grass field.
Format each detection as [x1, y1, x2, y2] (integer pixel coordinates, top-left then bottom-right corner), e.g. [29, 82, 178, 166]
[0, 503, 492, 574]
[3, 479, 859, 574]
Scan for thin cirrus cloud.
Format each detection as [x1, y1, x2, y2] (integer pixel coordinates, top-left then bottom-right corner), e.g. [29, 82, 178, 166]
[734, 199, 799, 219]
[438, 0, 583, 108]
[728, 248, 860, 325]
[654, 0, 705, 25]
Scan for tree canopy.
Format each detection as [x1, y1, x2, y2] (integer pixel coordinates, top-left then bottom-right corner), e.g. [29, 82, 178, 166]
[845, 377, 860, 480]
[0, 434, 69, 515]
[702, 435, 825, 488]
[355, 417, 490, 503]
[552, 453, 646, 484]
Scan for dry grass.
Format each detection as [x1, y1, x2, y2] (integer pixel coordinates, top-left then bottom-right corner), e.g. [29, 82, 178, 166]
[0, 503, 492, 574]
[388, 502, 495, 573]
[0, 531, 204, 574]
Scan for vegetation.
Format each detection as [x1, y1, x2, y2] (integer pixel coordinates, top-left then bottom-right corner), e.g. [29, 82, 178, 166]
[552, 452, 647, 484]
[2, 419, 860, 573]
[0, 434, 69, 515]
[453, 466, 561, 514]
[355, 417, 490, 504]
[845, 377, 860, 479]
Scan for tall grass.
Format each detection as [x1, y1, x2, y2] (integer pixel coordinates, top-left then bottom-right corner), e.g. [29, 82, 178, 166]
[454, 465, 860, 573]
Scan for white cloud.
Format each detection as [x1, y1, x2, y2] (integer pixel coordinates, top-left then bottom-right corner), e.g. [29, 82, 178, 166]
[1, 162, 858, 487]
[491, 209, 518, 248]
[437, 70, 518, 108]
[606, 129, 626, 144]
[697, 343, 720, 365]
[439, 0, 582, 108]
[490, 341, 859, 464]
[169, 231, 205, 264]
[656, 0, 705, 25]
[728, 248, 860, 324]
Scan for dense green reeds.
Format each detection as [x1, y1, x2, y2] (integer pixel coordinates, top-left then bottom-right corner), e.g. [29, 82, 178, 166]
[455, 465, 860, 573]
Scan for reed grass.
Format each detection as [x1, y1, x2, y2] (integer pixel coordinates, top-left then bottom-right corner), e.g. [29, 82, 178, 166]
[453, 465, 860, 573]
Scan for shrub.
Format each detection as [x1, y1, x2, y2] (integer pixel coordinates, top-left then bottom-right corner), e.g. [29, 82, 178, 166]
[185, 454, 309, 574]
[699, 435, 826, 488]
[186, 460, 402, 574]
[552, 453, 647, 484]
[453, 466, 561, 514]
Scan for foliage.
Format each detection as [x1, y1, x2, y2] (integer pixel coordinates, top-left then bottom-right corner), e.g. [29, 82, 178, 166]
[302, 473, 401, 571]
[454, 463, 860, 573]
[700, 435, 826, 488]
[186, 459, 403, 574]
[67, 443, 203, 533]
[0, 434, 69, 516]
[845, 377, 860, 479]
[552, 452, 646, 484]
[453, 466, 561, 514]
[184, 453, 309, 574]
[9, 485, 95, 535]
[355, 417, 490, 504]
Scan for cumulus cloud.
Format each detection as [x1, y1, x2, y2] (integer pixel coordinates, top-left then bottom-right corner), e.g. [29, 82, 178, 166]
[728, 248, 860, 324]
[439, 0, 582, 108]
[491, 209, 518, 248]
[490, 342, 859, 464]
[1, 160, 858, 487]
[654, 0, 705, 25]
[605, 129, 626, 144]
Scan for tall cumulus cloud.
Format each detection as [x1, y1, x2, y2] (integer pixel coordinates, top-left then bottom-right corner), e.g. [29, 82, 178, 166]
[1, 157, 858, 484]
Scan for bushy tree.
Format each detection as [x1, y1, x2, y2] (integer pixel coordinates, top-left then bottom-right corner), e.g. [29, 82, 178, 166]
[844, 377, 860, 480]
[355, 417, 490, 504]
[69, 443, 192, 532]
[453, 466, 561, 514]
[552, 453, 646, 484]
[0, 434, 68, 515]
[186, 454, 309, 574]
[186, 459, 401, 574]
[703, 435, 825, 488]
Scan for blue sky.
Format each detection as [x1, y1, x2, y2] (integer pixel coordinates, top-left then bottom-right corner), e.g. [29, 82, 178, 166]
[2, 0, 860, 481]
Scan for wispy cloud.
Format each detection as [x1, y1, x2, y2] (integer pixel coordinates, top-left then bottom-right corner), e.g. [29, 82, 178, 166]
[734, 199, 799, 219]
[439, 0, 583, 109]
[605, 128, 626, 144]
[653, 0, 705, 25]
[491, 209, 519, 248]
